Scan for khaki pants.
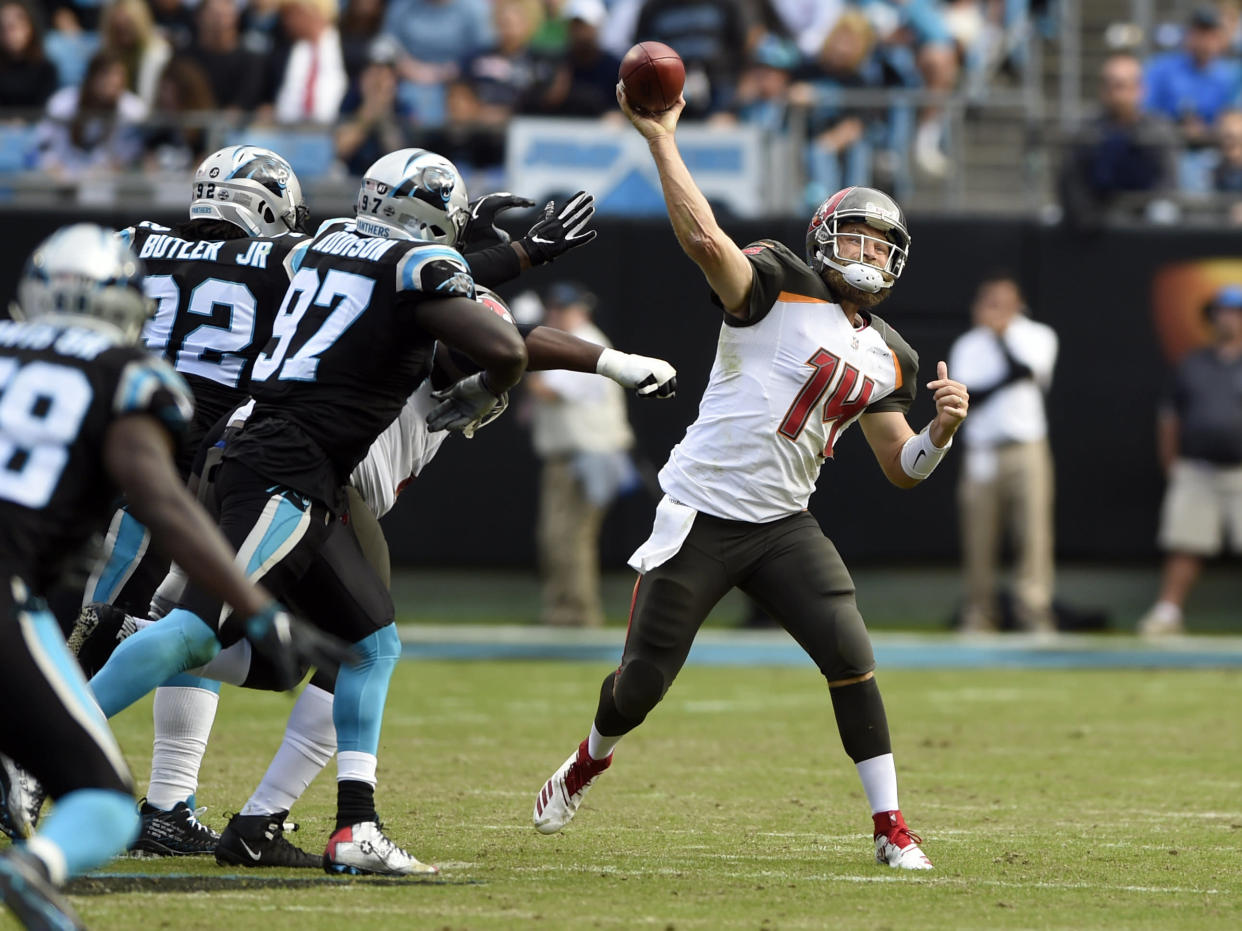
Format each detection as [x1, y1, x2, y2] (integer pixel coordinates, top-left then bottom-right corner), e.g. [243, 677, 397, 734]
[958, 439, 1055, 631]
[538, 457, 606, 627]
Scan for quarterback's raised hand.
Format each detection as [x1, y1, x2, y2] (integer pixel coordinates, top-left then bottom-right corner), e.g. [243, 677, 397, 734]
[463, 192, 536, 247]
[243, 602, 359, 692]
[426, 371, 510, 437]
[516, 191, 598, 266]
[927, 360, 969, 445]
[595, 347, 678, 398]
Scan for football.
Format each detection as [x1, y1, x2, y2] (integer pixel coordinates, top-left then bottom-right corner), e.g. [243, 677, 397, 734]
[619, 41, 685, 114]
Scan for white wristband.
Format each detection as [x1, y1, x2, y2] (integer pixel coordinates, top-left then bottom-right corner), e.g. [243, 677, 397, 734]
[595, 347, 625, 381]
[900, 426, 951, 481]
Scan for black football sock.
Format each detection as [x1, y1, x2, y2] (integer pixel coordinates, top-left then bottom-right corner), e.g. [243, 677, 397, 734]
[829, 677, 893, 764]
[335, 780, 377, 829]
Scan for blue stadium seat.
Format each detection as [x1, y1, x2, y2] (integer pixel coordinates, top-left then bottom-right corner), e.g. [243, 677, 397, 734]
[0, 126, 39, 173]
[226, 130, 337, 180]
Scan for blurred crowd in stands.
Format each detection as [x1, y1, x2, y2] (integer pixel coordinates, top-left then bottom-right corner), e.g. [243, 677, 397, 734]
[0, 0, 1050, 208]
[1060, 3, 1242, 227]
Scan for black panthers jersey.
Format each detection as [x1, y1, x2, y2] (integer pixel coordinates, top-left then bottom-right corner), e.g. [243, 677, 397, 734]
[0, 319, 193, 594]
[120, 221, 307, 474]
[229, 218, 475, 507]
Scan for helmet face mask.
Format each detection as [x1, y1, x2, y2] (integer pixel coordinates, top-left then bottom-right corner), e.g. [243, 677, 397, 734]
[806, 187, 910, 292]
[189, 145, 308, 237]
[354, 149, 469, 247]
[15, 224, 152, 343]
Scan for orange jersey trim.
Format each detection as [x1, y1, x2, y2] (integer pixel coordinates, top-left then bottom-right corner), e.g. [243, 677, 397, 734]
[889, 347, 903, 390]
[776, 290, 828, 304]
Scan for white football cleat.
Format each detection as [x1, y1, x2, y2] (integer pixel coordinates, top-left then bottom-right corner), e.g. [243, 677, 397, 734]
[873, 810, 933, 870]
[533, 738, 611, 835]
[322, 821, 438, 876]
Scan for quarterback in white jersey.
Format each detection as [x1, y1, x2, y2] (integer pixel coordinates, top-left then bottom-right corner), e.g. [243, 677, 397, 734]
[532, 89, 970, 872]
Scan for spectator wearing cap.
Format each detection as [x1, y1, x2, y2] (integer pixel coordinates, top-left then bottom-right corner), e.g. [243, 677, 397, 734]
[526, 282, 638, 628]
[1144, 6, 1242, 149]
[948, 271, 1059, 634]
[729, 32, 800, 133]
[1059, 51, 1178, 228]
[335, 37, 412, 176]
[185, 0, 268, 113]
[1138, 285, 1242, 636]
[0, 0, 59, 110]
[524, 0, 623, 118]
[265, 0, 348, 124]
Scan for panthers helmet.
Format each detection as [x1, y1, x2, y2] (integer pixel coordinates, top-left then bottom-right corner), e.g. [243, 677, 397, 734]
[189, 145, 309, 237]
[805, 187, 910, 293]
[15, 224, 151, 343]
[354, 148, 469, 247]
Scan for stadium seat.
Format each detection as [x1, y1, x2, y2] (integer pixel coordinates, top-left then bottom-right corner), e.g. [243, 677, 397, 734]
[226, 130, 338, 181]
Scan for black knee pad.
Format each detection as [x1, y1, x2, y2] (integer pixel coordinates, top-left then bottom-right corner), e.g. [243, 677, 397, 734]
[612, 658, 666, 723]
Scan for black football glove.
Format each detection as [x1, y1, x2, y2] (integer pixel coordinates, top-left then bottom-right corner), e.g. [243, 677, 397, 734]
[463, 192, 536, 247]
[242, 601, 360, 692]
[516, 191, 598, 265]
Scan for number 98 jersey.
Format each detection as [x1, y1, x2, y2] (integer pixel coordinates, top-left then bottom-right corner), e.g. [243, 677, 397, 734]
[120, 221, 307, 475]
[0, 318, 193, 594]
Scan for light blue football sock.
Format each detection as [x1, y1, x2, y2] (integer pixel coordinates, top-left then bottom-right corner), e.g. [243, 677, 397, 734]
[333, 624, 401, 754]
[89, 609, 220, 717]
[28, 789, 139, 878]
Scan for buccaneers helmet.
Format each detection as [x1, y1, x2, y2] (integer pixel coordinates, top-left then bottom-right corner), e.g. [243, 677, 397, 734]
[805, 187, 910, 293]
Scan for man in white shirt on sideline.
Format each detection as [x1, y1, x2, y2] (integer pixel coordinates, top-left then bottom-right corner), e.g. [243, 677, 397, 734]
[948, 271, 1059, 633]
[526, 282, 638, 628]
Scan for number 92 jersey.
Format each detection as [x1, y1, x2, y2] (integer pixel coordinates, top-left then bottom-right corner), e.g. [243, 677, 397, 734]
[120, 221, 306, 475]
[0, 318, 192, 593]
[660, 239, 920, 524]
[229, 218, 475, 509]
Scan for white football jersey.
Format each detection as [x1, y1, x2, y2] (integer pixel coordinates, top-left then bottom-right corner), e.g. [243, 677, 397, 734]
[660, 240, 918, 523]
[349, 382, 446, 519]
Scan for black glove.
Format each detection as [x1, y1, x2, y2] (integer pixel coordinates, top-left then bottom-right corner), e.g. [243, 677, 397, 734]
[243, 601, 360, 692]
[463, 192, 536, 247]
[516, 191, 598, 265]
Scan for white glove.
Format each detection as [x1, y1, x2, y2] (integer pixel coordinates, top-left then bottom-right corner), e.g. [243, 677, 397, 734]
[596, 348, 678, 398]
[426, 373, 510, 438]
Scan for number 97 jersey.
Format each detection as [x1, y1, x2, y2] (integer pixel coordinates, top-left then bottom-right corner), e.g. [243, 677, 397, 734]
[0, 318, 193, 593]
[659, 239, 920, 524]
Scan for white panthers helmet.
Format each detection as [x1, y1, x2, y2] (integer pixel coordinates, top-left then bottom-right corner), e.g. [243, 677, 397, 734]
[15, 224, 151, 343]
[189, 145, 309, 237]
[354, 148, 469, 247]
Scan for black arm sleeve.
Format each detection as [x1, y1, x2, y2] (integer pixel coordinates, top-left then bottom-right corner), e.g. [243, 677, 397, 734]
[464, 243, 523, 289]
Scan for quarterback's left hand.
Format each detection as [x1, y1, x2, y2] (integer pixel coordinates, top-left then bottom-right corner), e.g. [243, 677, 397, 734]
[516, 191, 598, 265]
[463, 192, 536, 247]
[595, 347, 677, 398]
[927, 360, 968, 444]
[427, 372, 510, 437]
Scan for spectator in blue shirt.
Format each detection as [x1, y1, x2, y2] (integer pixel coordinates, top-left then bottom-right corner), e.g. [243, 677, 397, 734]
[381, 0, 494, 126]
[1144, 5, 1242, 149]
[1060, 51, 1178, 227]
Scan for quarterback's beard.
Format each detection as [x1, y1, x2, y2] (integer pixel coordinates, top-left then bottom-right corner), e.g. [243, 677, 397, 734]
[823, 266, 893, 309]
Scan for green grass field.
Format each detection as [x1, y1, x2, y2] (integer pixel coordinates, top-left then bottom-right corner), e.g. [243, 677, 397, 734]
[20, 659, 1239, 931]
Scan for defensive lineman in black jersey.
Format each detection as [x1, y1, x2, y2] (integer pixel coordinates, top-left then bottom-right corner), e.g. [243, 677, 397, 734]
[83, 145, 311, 621]
[0, 225, 323, 929]
[87, 148, 529, 876]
